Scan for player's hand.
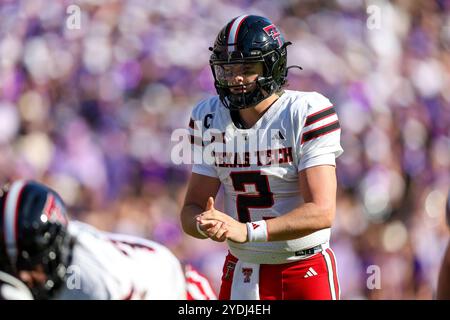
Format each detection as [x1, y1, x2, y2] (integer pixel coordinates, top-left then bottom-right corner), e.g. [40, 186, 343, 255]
[196, 197, 228, 242]
[198, 197, 248, 243]
[197, 217, 228, 242]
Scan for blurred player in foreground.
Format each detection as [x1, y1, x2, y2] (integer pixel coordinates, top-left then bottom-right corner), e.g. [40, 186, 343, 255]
[0, 180, 215, 300]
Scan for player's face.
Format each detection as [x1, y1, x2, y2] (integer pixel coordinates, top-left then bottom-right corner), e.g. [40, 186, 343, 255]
[18, 265, 47, 289]
[214, 62, 263, 94]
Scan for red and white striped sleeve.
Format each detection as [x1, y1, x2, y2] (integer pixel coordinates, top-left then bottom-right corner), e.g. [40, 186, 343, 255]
[188, 98, 219, 178]
[296, 92, 343, 171]
[184, 265, 217, 300]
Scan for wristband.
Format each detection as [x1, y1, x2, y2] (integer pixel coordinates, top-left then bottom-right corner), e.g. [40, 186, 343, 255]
[246, 220, 268, 242]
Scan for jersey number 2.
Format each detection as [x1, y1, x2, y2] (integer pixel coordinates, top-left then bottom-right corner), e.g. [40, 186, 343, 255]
[230, 171, 274, 223]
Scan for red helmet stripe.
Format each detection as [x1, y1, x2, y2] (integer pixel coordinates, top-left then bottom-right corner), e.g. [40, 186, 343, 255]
[3, 180, 27, 268]
[227, 15, 249, 52]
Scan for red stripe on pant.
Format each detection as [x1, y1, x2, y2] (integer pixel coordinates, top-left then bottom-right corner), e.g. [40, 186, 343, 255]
[218, 253, 238, 300]
[219, 250, 340, 300]
[325, 248, 340, 299]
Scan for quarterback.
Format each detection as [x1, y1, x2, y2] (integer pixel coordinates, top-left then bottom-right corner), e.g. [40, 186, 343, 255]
[180, 15, 343, 300]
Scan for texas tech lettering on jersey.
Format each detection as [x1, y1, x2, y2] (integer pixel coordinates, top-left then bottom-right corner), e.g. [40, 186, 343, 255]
[213, 147, 293, 167]
[188, 90, 343, 264]
[43, 194, 68, 226]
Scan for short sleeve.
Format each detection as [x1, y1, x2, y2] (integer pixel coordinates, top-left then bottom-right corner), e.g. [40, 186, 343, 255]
[188, 106, 218, 178]
[295, 92, 343, 171]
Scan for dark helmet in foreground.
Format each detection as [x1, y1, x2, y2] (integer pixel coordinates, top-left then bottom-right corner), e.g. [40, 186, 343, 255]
[0, 180, 72, 299]
[210, 15, 300, 110]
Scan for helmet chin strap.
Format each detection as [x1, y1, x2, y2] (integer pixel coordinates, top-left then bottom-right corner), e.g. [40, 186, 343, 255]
[226, 80, 264, 110]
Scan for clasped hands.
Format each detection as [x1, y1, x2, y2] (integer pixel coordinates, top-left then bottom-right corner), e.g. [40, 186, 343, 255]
[196, 197, 247, 243]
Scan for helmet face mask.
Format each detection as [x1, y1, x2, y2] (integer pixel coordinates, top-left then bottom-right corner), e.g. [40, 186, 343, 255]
[0, 181, 73, 299]
[213, 62, 263, 96]
[209, 15, 290, 110]
[16, 222, 72, 299]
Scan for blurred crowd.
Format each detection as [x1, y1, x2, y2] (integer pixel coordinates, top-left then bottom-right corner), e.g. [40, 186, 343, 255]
[0, 0, 449, 299]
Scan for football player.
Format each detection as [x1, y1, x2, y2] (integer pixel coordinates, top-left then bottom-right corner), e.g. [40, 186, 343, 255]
[180, 15, 343, 300]
[437, 190, 450, 300]
[0, 180, 214, 300]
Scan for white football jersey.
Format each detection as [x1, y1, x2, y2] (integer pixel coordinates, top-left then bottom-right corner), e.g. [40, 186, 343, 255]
[189, 90, 343, 264]
[54, 221, 186, 300]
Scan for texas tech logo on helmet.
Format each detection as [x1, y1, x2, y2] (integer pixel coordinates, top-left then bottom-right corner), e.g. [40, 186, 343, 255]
[263, 24, 282, 47]
[43, 194, 68, 226]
